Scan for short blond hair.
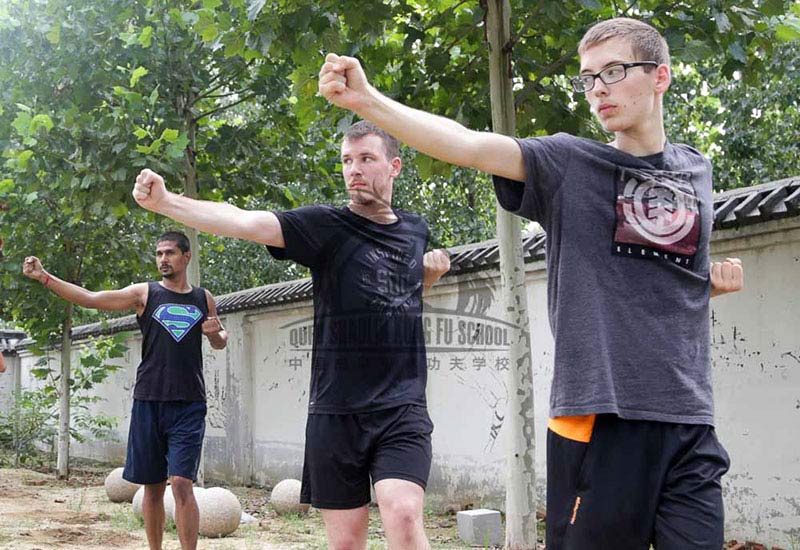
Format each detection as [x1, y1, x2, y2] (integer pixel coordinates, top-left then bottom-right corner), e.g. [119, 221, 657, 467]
[578, 18, 670, 68]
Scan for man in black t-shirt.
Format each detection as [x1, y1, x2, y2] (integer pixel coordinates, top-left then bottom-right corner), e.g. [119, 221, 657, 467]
[133, 122, 450, 549]
[23, 231, 227, 550]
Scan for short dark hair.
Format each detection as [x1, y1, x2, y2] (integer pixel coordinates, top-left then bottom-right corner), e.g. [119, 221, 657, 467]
[344, 120, 400, 160]
[157, 231, 190, 253]
[579, 18, 670, 68]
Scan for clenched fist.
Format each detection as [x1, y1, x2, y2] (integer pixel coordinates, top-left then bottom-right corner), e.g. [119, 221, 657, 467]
[710, 258, 743, 297]
[202, 316, 223, 335]
[132, 169, 169, 211]
[318, 53, 372, 112]
[22, 256, 45, 282]
[423, 249, 451, 289]
[424, 249, 451, 275]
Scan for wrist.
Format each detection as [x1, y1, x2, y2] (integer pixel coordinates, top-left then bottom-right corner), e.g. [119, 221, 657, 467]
[40, 272, 52, 287]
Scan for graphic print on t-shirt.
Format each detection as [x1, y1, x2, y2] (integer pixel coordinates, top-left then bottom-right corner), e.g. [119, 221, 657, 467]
[358, 245, 419, 314]
[613, 167, 700, 268]
[153, 303, 203, 342]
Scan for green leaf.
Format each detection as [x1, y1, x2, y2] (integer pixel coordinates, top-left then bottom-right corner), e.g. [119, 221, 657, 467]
[17, 150, 34, 169]
[133, 127, 148, 139]
[12, 112, 32, 137]
[130, 66, 149, 88]
[111, 203, 128, 218]
[165, 133, 189, 158]
[30, 114, 54, 133]
[137, 26, 154, 48]
[714, 13, 731, 34]
[728, 41, 747, 63]
[200, 24, 219, 42]
[160, 128, 180, 142]
[0, 178, 14, 194]
[775, 19, 800, 42]
[45, 25, 60, 45]
[203, 0, 223, 8]
[679, 39, 716, 62]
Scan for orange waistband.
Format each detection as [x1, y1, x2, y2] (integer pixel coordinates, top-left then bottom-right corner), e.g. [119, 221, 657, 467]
[548, 414, 597, 443]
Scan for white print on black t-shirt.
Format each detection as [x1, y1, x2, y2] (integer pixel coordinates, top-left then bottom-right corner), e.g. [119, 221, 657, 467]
[613, 167, 701, 269]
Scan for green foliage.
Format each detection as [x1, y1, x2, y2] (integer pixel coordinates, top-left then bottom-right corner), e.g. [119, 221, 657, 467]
[0, 334, 127, 467]
[666, 42, 800, 189]
[1, 0, 798, 317]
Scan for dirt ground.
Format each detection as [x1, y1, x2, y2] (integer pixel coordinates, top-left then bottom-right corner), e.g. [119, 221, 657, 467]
[1, 465, 778, 550]
[0, 465, 490, 549]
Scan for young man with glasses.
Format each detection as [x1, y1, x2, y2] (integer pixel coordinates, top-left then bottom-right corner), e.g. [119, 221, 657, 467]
[319, 17, 743, 550]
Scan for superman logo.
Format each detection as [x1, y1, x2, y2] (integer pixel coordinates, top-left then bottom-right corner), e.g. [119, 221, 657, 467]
[153, 304, 203, 342]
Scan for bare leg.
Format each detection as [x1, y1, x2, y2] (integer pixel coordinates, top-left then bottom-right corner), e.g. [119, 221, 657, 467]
[143, 482, 167, 550]
[375, 478, 430, 550]
[170, 475, 199, 550]
[320, 505, 370, 550]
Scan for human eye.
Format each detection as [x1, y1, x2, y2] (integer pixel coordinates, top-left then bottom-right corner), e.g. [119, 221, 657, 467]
[603, 65, 624, 79]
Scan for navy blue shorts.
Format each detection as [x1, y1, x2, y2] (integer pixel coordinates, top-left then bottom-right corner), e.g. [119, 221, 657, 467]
[301, 404, 434, 509]
[123, 399, 206, 485]
[546, 414, 730, 550]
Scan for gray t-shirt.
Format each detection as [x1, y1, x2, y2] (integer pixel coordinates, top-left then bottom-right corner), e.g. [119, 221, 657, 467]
[493, 133, 715, 425]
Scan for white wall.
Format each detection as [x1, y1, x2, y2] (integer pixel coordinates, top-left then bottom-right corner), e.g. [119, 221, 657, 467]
[11, 216, 800, 544]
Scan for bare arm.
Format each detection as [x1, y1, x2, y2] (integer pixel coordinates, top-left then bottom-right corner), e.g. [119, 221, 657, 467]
[710, 258, 744, 298]
[132, 169, 285, 248]
[319, 54, 526, 182]
[0, 354, 6, 374]
[22, 256, 148, 315]
[202, 290, 228, 350]
[423, 249, 451, 290]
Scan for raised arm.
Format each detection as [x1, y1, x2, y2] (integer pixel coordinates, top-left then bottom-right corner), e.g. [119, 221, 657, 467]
[132, 169, 285, 248]
[319, 54, 526, 182]
[202, 290, 228, 350]
[423, 249, 451, 290]
[22, 256, 148, 315]
[710, 258, 744, 298]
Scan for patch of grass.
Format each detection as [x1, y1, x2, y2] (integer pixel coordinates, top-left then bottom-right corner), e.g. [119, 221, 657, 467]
[68, 487, 88, 513]
[109, 507, 143, 531]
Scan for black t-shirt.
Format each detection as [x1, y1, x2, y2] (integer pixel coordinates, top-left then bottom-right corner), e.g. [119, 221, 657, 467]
[134, 282, 209, 401]
[267, 205, 429, 414]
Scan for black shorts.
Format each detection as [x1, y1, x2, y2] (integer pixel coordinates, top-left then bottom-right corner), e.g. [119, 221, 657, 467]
[301, 404, 434, 509]
[546, 414, 730, 550]
[123, 399, 206, 485]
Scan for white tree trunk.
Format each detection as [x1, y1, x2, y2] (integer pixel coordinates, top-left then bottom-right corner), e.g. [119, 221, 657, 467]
[56, 305, 72, 479]
[486, 1, 538, 548]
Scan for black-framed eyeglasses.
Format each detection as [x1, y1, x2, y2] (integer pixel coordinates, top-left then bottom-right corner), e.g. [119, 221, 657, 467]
[570, 62, 658, 93]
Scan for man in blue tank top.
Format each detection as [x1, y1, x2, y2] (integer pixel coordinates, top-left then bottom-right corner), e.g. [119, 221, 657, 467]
[132, 122, 451, 550]
[23, 231, 227, 550]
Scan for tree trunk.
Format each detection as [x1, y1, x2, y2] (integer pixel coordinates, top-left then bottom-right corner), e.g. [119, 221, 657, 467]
[486, 1, 538, 548]
[13, 353, 22, 468]
[184, 108, 205, 486]
[56, 303, 73, 479]
[184, 114, 201, 287]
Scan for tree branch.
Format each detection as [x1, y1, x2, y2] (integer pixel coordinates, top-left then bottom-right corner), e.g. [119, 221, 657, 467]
[193, 92, 258, 123]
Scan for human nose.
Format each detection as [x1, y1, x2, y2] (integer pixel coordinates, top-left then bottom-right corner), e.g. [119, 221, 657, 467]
[589, 77, 609, 97]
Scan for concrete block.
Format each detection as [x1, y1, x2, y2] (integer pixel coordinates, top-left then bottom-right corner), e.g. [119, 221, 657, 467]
[457, 508, 503, 546]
